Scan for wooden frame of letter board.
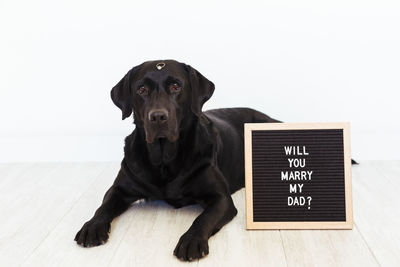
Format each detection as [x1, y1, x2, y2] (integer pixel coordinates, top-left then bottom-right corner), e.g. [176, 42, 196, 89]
[244, 122, 353, 230]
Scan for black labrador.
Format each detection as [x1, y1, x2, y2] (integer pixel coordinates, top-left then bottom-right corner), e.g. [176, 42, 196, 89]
[74, 59, 279, 261]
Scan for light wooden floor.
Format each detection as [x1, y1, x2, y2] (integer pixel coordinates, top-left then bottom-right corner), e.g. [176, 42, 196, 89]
[0, 161, 399, 267]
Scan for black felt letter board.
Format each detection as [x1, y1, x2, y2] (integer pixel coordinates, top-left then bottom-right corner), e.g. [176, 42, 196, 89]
[245, 123, 353, 229]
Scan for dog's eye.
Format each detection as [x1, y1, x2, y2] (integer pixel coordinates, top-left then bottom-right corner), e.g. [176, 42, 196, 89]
[137, 85, 149, 96]
[169, 83, 181, 93]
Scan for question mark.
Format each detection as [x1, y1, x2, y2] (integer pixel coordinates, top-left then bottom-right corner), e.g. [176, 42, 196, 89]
[307, 196, 312, 209]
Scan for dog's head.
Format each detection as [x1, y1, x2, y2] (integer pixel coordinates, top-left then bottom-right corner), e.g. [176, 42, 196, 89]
[111, 60, 215, 143]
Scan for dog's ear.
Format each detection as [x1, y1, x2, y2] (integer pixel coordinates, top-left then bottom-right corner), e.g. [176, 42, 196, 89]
[186, 65, 215, 117]
[110, 66, 140, 120]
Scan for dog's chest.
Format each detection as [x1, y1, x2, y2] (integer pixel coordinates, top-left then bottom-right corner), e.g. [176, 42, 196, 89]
[162, 178, 195, 208]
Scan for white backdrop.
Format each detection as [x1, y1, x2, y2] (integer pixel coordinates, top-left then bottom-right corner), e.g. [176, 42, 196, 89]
[1, 0, 399, 162]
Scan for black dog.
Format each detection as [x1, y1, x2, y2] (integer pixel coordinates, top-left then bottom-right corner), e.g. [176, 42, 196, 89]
[74, 60, 279, 261]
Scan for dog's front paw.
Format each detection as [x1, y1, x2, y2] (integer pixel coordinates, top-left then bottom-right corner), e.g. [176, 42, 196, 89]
[74, 218, 110, 247]
[173, 232, 209, 261]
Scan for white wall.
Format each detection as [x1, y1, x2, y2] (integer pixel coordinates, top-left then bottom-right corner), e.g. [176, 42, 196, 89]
[1, 0, 399, 162]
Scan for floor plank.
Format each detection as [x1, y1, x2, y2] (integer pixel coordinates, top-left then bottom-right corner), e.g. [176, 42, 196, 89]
[0, 163, 35, 191]
[0, 161, 399, 267]
[108, 199, 202, 267]
[0, 163, 107, 266]
[280, 226, 379, 267]
[352, 161, 400, 267]
[23, 163, 127, 267]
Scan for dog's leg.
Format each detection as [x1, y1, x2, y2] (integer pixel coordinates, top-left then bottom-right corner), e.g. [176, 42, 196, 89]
[174, 167, 237, 261]
[74, 171, 141, 247]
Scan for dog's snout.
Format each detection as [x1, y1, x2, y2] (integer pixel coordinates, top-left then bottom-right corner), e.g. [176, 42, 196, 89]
[149, 109, 169, 123]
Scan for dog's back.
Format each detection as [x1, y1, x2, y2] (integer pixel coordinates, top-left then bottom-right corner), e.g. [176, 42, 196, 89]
[204, 108, 280, 193]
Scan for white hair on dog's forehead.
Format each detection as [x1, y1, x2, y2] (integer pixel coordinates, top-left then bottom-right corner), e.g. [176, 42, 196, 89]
[156, 62, 166, 70]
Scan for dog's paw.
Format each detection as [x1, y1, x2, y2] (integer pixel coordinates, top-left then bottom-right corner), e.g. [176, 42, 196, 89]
[173, 232, 209, 261]
[74, 218, 110, 247]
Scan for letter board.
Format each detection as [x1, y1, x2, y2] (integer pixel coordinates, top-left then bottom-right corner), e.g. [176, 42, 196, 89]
[244, 123, 353, 229]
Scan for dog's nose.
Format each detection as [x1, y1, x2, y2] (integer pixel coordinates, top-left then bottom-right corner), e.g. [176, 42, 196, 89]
[149, 109, 169, 123]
